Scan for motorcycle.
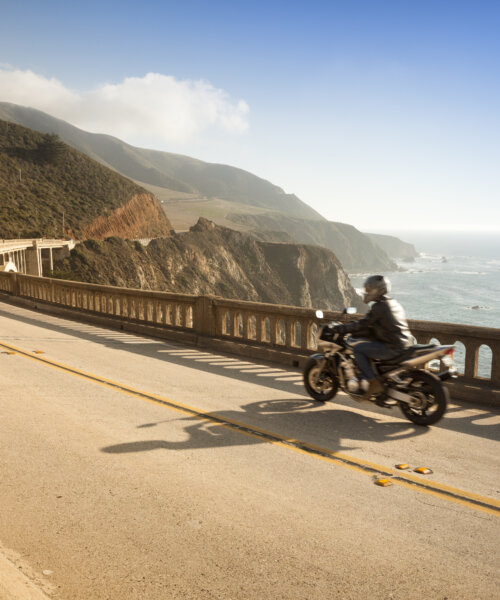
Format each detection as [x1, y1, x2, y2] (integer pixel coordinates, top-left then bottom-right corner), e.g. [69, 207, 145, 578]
[303, 308, 457, 425]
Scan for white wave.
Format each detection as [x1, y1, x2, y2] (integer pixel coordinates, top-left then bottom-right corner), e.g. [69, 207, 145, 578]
[453, 271, 489, 275]
[418, 253, 445, 261]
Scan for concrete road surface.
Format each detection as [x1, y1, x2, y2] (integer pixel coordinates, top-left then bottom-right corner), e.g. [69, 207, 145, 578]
[0, 301, 498, 599]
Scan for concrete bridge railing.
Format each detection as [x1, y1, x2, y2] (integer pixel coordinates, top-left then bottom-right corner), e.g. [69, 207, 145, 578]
[0, 271, 498, 406]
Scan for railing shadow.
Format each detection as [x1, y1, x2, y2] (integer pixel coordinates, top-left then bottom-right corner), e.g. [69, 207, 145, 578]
[1, 300, 498, 443]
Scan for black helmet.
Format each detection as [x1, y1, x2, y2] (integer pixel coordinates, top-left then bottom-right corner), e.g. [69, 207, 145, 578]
[362, 275, 391, 303]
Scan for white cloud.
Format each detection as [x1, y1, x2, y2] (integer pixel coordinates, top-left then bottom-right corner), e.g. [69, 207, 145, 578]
[0, 68, 249, 146]
[0, 69, 78, 110]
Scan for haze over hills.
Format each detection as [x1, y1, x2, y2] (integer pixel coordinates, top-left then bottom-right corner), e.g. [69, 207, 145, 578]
[0, 102, 413, 272]
[0, 102, 322, 220]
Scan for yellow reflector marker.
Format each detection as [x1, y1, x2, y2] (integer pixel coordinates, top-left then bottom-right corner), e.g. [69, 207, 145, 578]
[7, 351, 16, 355]
[396, 464, 410, 470]
[33, 350, 44, 354]
[375, 478, 393, 487]
[414, 467, 433, 475]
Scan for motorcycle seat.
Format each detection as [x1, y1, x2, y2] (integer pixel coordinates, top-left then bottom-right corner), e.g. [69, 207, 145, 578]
[376, 344, 437, 365]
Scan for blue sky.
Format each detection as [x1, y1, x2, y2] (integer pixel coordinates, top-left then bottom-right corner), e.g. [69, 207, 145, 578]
[1, 0, 499, 232]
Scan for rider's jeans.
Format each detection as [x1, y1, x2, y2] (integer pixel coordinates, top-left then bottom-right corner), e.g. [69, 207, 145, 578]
[351, 340, 400, 381]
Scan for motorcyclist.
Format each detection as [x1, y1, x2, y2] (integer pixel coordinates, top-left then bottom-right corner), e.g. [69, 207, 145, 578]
[333, 275, 413, 398]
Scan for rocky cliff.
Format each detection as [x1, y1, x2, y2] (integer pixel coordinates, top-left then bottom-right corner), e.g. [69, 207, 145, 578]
[364, 233, 418, 261]
[54, 218, 364, 311]
[227, 212, 398, 273]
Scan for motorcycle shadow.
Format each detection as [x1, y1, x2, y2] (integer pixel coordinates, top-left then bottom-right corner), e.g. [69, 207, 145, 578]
[101, 398, 427, 455]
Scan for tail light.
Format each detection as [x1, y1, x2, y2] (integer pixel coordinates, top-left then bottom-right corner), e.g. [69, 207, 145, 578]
[441, 347, 455, 367]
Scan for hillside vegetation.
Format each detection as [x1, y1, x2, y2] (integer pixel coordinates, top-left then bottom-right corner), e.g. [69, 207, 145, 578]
[0, 119, 171, 239]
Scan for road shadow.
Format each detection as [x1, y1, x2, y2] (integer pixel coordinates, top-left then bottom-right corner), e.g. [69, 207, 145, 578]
[101, 397, 427, 455]
[1, 299, 499, 442]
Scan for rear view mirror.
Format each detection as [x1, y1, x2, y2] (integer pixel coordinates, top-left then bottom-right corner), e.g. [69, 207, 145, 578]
[315, 310, 324, 319]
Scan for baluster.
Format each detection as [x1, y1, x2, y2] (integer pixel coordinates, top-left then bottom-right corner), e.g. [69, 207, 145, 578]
[180, 304, 187, 327]
[259, 316, 268, 343]
[214, 308, 224, 336]
[464, 341, 480, 379]
[308, 320, 318, 350]
[491, 342, 500, 384]
[186, 305, 193, 328]
[299, 319, 308, 351]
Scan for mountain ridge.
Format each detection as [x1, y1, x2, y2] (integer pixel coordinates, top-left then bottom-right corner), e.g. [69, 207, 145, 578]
[0, 102, 323, 221]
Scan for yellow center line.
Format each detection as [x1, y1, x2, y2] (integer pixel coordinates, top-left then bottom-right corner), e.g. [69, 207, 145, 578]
[2, 340, 499, 517]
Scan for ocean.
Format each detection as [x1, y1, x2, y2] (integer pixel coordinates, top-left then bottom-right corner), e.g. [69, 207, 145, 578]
[349, 231, 500, 376]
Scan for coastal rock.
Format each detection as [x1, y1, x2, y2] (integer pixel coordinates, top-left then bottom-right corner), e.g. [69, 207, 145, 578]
[228, 213, 397, 273]
[364, 233, 419, 261]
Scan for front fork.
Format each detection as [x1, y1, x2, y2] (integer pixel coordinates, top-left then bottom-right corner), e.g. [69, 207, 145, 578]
[309, 353, 327, 384]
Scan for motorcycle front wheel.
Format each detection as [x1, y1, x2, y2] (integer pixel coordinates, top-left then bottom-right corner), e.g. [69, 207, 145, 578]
[303, 358, 339, 401]
[398, 369, 448, 425]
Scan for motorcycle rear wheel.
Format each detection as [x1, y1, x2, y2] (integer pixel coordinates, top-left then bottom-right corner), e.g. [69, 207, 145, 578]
[303, 358, 339, 401]
[398, 369, 448, 425]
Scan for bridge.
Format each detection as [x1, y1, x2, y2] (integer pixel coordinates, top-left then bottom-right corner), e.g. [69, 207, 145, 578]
[1, 269, 498, 405]
[0, 238, 75, 276]
[0, 273, 498, 599]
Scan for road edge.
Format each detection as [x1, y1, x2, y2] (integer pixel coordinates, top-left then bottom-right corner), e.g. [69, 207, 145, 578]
[0, 552, 53, 600]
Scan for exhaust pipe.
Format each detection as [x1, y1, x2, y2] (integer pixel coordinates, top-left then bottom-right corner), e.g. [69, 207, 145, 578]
[400, 350, 448, 368]
[437, 369, 458, 381]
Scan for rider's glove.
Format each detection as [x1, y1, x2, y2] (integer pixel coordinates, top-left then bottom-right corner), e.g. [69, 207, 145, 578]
[333, 324, 347, 335]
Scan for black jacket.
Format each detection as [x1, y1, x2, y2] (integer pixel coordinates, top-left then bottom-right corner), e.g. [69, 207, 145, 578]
[339, 296, 413, 351]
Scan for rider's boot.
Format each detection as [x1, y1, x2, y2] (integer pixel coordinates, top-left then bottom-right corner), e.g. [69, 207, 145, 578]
[364, 379, 383, 399]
